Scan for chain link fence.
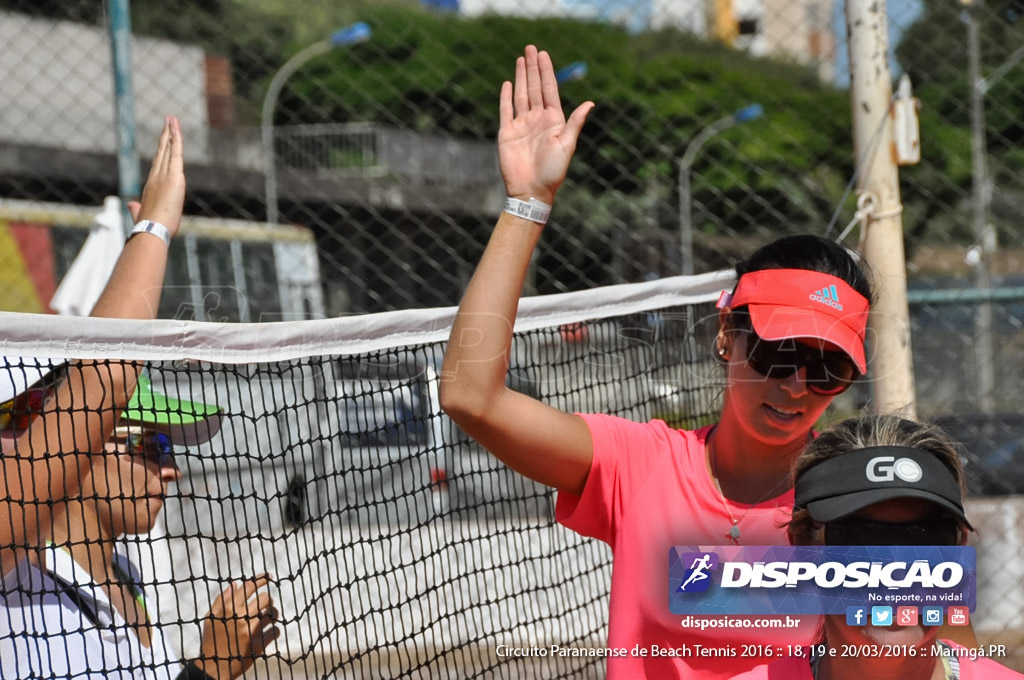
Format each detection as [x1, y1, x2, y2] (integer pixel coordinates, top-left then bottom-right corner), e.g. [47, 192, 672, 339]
[5, 1, 1020, 411]
[0, 0, 1023, 671]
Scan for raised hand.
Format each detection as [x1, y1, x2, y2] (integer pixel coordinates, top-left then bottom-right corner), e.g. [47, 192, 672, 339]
[498, 45, 594, 206]
[132, 115, 186, 235]
[195, 574, 281, 680]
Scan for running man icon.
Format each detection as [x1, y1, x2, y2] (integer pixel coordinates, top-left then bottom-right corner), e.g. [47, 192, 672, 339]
[680, 553, 715, 592]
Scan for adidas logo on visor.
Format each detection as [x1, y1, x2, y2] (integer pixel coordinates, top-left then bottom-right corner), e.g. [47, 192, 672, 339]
[809, 285, 843, 311]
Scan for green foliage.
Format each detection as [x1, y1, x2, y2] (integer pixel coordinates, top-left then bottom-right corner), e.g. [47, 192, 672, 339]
[8, 0, 1022, 251]
[898, 0, 1024, 128]
[233, 1, 853, 242]
[85, 0, 862, 243]
[894, 0, 1024, 246]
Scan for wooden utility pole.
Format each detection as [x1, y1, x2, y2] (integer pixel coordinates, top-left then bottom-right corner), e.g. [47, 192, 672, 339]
[845, 0, 917, 415]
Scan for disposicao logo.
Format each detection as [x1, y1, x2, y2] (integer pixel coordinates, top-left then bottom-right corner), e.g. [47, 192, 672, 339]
[668, 546, 975, 616]
[809, 284, 843, 311]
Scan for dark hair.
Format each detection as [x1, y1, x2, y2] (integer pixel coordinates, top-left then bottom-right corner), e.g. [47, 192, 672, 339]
[786, 414, 968, 545]
[734, 235, 874, 305]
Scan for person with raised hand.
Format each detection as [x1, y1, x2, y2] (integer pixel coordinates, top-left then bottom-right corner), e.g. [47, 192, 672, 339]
[0, 115, 186, 578]
[1, 116, 278, 679]
[441, 45, 875, 678]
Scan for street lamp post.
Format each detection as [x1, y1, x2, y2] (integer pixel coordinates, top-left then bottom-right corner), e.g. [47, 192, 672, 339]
[678, 104, 764, 275]
[261, 22, 371, 225]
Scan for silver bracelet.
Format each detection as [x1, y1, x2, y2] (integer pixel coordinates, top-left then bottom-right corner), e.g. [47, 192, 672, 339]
[129, 220, 172, 247]
[503, 196, 552, 225]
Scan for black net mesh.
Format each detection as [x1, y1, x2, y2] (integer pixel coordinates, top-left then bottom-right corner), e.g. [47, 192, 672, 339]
[0, 298, 722, 679]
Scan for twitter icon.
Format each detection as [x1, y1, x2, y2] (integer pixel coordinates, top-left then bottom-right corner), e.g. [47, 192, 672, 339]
[871, 606, 893, 626]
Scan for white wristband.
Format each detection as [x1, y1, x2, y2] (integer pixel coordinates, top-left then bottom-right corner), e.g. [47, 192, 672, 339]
[129, 220, 172, 247]
[503, 196, 552, 225]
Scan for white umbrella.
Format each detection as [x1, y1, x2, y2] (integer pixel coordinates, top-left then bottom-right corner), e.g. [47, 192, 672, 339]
[49, 195, 125, 316]
[3, 197, 126, 400]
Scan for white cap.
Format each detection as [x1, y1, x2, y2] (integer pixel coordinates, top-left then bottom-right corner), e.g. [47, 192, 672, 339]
[0, 356, 60, 403]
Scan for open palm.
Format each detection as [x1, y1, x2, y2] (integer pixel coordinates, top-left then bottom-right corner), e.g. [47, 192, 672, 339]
[134, 115, 186, 236]
[498, 46, 593, 205]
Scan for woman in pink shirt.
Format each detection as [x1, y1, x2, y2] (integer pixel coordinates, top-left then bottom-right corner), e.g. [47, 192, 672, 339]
[731, 415, 1023, 680]
[440, 45, 873, 678]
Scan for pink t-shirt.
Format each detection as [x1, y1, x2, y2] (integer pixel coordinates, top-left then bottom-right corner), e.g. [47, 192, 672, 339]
[727, 652, 810, 680]
[729, 642, 1024, 679]
[556, 414, 816, 679]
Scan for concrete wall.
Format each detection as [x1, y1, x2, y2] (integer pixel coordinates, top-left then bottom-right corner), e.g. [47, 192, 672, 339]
[0, 11, 210, 162]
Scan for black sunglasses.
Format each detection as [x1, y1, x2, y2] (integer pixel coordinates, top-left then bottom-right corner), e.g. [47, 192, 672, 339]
[825, 515, 960, 547]
[739, 328, 859, 396]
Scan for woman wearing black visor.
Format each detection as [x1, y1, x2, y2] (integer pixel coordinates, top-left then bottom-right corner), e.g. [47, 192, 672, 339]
[731, 415, 1022, 680]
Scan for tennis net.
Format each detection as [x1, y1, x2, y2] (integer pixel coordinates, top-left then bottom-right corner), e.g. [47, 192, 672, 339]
[0, 271, 730, 679]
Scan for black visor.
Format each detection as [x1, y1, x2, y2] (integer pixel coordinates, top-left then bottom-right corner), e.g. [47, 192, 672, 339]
[794, 446, 972, 530]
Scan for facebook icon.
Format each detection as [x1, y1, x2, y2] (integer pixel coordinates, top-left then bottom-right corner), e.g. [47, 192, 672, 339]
[846, 606, 868, 626]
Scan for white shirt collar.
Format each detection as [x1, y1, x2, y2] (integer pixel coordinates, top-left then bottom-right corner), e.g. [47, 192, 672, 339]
[43, 542, 118, 627]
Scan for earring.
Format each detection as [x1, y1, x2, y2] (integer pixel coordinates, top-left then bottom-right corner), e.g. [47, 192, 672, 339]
[713, 338, 729, 364]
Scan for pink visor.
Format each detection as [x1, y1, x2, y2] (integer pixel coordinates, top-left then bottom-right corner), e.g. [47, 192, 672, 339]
[716, 269, 870, 373]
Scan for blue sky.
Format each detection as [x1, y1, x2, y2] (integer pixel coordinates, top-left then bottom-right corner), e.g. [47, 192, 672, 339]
[563, 0, 654, 32]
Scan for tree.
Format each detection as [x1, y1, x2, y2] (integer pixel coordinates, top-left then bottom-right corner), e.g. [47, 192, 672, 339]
[5, 0, 870, 263]
[896, 0, 1024, 247]
[271, 3, 854, 246]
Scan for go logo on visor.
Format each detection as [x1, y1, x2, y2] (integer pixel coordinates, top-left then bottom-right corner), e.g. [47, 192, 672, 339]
[866, 456, 923, 483]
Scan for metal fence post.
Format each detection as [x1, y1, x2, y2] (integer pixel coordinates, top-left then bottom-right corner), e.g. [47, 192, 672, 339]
[105, 0, 140, 235]
[966, 4, 997, 414]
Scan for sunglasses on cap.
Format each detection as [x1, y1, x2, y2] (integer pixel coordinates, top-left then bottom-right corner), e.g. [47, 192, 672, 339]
[739, 328, 858, 396]
[824, 515, 960, 547]
[111, 426, 175, 467]
[0, 388, 53, 438]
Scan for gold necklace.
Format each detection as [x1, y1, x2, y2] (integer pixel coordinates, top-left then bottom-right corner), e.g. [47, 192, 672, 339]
[707, 430, 790, 545]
